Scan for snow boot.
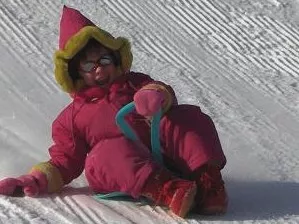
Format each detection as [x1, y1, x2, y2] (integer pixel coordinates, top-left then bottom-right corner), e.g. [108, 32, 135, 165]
[192, 165, 228, 215]
[141, 168, 197, 218]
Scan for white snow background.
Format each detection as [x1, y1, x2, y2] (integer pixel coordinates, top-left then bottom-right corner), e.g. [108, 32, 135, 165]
[0, 0, 299, 223]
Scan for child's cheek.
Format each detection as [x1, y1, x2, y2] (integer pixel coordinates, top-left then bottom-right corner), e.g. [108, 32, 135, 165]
[84, 74, 96, 85]
[108, 67, 120, 83]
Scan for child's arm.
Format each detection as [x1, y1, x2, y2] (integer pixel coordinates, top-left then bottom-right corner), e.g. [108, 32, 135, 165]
[29, 107, 89, 193]
[0, 107, 88, 196]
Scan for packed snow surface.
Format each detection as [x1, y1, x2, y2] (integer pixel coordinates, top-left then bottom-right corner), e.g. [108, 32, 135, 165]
[0, 0, 298, 223]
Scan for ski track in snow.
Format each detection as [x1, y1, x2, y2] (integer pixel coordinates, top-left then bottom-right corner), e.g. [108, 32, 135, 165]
[0, 0, 298, 223]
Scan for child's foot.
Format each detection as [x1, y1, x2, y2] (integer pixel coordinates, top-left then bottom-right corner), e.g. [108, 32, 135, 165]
[193, 165, 228, 215]
[141, 169, 197, 218]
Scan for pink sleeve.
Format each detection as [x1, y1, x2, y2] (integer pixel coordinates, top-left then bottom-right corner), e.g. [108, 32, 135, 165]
[128, 72, 154, 89]
[48, 106, 89, 184]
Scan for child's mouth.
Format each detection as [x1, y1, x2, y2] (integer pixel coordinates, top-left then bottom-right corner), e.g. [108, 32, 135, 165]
[96, 76, 110, 86]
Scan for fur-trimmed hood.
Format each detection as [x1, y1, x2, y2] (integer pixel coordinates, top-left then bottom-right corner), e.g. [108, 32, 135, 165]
[54, 6, 133, 93]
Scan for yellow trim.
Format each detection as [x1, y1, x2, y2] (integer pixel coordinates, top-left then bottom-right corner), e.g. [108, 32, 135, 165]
[140, 83, 173, 113]
[30, 162, 64, 193]
[54, 26, 133, 93]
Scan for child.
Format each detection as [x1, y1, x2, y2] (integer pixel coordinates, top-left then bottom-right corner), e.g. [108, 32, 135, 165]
[0, 6, 227, 218]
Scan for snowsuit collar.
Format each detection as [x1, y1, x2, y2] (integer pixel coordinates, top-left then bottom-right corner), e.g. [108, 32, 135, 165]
[74, 74, 130, 102]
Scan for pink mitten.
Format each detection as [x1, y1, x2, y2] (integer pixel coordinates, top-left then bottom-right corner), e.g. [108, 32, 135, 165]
[0, 170, 48, 197]
[0, 178, 23, 195]
[134, 89, 164, 116]
[19, 170, 48, 197]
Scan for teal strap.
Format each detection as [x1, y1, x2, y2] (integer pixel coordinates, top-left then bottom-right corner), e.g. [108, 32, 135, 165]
[94, 192, 128, 199]
[115, 102, 139, 141]
[151, 108, 162, 163]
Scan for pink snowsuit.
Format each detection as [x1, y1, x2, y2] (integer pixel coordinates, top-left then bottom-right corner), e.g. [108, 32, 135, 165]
[27, 6, 226, 197]
[49, 72, 226, 198]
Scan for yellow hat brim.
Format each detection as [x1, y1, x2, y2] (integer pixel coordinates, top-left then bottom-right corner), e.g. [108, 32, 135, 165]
[54, 26, 133, 93]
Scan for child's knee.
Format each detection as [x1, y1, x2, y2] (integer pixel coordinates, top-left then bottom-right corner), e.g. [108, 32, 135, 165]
[84, 137, 157, 194]
[165, 104, 202, 119]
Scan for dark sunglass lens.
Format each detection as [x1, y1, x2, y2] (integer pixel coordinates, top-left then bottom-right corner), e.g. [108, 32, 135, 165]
[81, 62, 95, 72]
[99, 55, 113, 66]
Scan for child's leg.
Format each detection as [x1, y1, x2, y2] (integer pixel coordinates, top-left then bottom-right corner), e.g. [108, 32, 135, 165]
[85, 136, 197, 218]
[85, 136, 158, 198]
[160, 104, 226, 175]
[160, 104, 228, 215]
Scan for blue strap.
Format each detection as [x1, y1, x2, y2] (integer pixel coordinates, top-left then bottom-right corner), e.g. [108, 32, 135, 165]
[150, 108, 162, 164]
[115, 102, 162, 163]
[94, 102, 163, 200]
[115, 102, 139, 141]
[94, 191, 128, 199]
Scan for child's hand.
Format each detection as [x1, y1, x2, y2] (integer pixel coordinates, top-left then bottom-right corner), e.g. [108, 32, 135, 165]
[134, 89, 164, 116]
[0, 177, 23, 195]
[0, 170, 47, 197]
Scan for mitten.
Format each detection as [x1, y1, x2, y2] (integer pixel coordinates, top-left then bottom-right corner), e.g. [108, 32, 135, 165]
[0, 170, 48, 197]
[0, 178, 23, 195]
[20, 170, 48, 197]
[133, 89, 164, 116]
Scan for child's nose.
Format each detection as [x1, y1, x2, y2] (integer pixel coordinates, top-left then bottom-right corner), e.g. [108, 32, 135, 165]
[94, 67, 104, 80]
[95, 66, 102, 74]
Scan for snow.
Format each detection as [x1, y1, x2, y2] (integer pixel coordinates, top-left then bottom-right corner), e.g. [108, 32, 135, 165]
[0, 0, 298, 223]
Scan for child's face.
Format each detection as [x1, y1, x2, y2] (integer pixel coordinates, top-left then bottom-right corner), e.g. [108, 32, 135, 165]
[78, 45, 119, 87]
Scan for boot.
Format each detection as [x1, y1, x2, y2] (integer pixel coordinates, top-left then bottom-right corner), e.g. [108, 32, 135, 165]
[141, 168, 197, 218]
[192, 165, 228, 215]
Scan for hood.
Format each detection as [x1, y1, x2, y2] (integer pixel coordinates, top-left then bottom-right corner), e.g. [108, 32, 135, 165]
[54, 6, 133, 94]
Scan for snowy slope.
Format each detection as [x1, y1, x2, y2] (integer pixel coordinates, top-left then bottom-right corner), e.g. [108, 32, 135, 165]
[0, 0, 298, 223]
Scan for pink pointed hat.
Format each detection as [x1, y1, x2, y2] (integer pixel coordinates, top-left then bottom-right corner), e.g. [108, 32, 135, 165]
[59, 5, 95, 50]
[54, 6, 133, 93]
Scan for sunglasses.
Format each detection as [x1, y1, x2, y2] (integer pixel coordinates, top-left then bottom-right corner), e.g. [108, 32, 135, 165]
[79, 55, 115, 73]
